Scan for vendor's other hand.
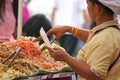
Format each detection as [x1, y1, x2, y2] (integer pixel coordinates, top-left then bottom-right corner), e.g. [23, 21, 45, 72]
[47, 26, 67, 41]
[45, 46, 69, 61]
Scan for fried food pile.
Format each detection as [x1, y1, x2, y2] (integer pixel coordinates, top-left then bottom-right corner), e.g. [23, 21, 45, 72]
[0, 38, 67, 80]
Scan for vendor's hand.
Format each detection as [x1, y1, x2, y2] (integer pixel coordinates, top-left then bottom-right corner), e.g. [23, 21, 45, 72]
[45, 46, 69, 61]
[47, 25, 69, 41]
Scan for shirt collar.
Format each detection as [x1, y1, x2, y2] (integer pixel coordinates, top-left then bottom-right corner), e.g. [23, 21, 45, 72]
[91, 20, 119, 33]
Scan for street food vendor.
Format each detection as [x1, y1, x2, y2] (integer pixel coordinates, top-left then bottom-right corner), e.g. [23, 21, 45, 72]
[46, 0, 120, 80]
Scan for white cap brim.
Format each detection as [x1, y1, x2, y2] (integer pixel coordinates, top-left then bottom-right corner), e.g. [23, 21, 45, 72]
[98, 0, 120, 14]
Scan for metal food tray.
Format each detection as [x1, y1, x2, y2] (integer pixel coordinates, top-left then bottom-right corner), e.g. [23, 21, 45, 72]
[13, 67, 74, 80]
[22, 72, 75, 80]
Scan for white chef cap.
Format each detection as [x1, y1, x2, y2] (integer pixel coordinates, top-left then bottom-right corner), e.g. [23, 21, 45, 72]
[98, 0, 120, 14]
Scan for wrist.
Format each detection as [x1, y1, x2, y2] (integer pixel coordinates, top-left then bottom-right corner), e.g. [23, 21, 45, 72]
[63, 53, 71, 62]
[65, 26, 73, 33]
[72, 27, 79, 36]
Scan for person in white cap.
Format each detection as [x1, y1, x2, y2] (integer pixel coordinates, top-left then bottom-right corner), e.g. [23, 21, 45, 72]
[46, 0, 120, 80]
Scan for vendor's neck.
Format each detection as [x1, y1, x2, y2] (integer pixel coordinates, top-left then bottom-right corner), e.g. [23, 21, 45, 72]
[95, 14, 114, 26]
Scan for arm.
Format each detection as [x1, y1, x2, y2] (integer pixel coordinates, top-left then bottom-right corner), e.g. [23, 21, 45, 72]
[64, 54, 103, 80]
[51, 7, 57, 26]
[13, 26, 17, 39]
[46, 47, 103, 80]
[47, 26, 89, 42]
[61, 26, 90, 42]
[72, 27, 89, 42]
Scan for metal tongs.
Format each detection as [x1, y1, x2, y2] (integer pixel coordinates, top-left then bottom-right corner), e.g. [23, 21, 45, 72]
[50, 35, 56, 44]
[2, 47, 21, 68]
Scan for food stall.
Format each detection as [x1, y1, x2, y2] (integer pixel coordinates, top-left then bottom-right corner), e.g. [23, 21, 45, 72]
[0, 1, 75, 79]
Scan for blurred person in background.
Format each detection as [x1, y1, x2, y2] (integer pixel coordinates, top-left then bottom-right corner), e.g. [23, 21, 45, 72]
[24, 0, 31, 5]
[22, 0, 30, 26]
[0, 0, 18, 41]
[51, 0, 91, 56]
[117, 15, 120, 24]
[12, 0, 18, 39]
[46, 0, 120, 80]
[27, 0, 54, 20]
[22, 14, 52, 45]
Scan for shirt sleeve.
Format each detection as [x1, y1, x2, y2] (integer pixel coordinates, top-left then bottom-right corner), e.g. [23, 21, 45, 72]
[87, 43, 113, 77]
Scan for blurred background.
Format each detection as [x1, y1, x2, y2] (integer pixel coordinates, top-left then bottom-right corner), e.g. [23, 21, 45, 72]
[22, 0, 120, 57]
